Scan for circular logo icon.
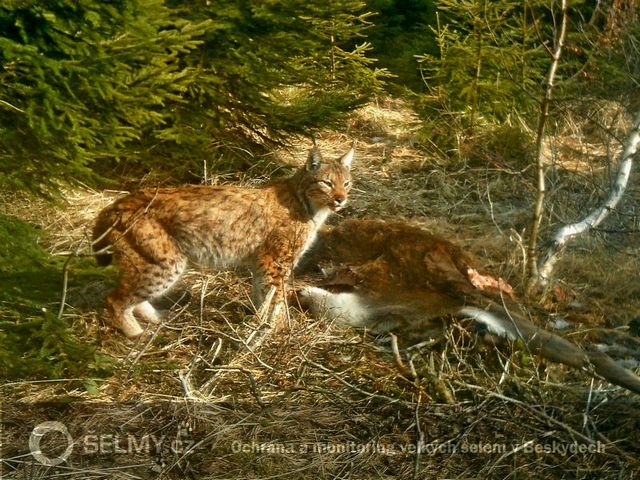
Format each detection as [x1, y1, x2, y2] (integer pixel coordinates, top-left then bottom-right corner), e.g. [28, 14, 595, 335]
[29, 421, 74, 466]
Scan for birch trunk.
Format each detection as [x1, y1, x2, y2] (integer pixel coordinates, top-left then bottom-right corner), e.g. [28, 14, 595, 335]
[536, 113, 640, 285]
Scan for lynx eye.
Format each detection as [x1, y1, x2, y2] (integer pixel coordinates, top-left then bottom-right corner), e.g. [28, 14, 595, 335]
[344, 180, 351, 188]
[319, 180, 333, 189]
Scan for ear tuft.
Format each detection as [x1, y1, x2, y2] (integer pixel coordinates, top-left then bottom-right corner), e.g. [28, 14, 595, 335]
[306, 146, 323, 171]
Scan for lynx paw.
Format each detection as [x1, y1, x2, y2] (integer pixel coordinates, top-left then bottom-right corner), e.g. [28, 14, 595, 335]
[133, 301, 162, 324]
[116, 310, 145, 339]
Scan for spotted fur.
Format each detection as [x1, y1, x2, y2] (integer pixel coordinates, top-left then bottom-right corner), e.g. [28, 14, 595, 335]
[93, 144, 354, 338]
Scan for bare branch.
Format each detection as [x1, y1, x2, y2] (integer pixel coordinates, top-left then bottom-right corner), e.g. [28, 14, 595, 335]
[527, 0, 569, 289]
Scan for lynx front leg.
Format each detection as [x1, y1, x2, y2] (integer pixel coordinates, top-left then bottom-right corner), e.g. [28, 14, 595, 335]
[252, 263, 289, 330]
[255, 285, 281, 323]
[252, 275, 286, 328]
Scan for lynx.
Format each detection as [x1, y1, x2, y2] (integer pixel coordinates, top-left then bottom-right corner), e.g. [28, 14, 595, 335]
[296, 219, 640, 394]
[93, 143, 354, 338]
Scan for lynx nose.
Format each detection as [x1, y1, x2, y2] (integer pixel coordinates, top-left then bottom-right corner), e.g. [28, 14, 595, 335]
[333, 196, 347, 209]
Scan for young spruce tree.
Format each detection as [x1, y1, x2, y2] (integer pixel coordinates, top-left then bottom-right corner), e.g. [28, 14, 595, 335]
[151, 0, 386, 177]
[1, 0, 385, 195]
[0, 0, 207, 196]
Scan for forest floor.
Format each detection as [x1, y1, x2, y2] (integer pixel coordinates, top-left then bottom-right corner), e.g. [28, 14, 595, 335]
[3, 97, 640, 479]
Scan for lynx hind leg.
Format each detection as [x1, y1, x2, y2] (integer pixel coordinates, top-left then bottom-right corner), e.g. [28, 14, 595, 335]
[133, 301, 162, 324]
[107, 259, 186, 338]
[106, 300, 145, 338]
[298, 286, 371, 328]
[106, 224, 187, 338]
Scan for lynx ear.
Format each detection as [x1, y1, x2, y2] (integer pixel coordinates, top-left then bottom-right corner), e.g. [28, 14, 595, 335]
[339, 146, 354, 170]
[306, 146, 323, 171]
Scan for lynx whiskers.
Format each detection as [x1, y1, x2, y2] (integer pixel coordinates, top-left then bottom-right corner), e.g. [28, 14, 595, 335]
[93, 142, 354, 338]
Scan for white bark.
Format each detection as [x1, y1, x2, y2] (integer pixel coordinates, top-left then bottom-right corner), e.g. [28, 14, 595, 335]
[536, 113, 640, 284]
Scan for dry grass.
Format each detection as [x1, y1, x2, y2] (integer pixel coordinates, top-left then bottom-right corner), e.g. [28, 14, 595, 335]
[2, 98, 640, 479]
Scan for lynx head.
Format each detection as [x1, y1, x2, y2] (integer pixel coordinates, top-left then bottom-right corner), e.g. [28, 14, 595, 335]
[298, 143, 354, 214]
